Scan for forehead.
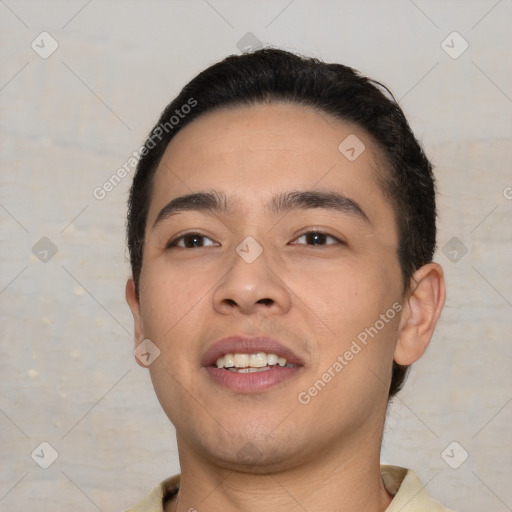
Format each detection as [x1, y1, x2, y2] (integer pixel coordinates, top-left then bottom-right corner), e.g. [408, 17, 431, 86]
[162, 101, 384, 167]
[148, 102, 394, 230]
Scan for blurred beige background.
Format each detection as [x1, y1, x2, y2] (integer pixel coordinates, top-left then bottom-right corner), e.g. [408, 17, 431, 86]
[1, 0, 511, 510]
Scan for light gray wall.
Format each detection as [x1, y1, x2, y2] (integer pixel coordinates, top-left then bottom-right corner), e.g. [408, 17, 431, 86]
[1, 1, 511, 511]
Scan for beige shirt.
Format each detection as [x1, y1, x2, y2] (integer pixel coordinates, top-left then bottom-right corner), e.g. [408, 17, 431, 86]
[125, 465, 454, 511]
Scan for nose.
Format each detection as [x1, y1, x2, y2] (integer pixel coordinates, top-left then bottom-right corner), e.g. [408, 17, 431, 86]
[212, 237, 292, 316]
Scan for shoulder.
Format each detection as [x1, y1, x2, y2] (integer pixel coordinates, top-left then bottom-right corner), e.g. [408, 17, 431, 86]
[124, 474, 181, 512]
[381, 465, 456, 512]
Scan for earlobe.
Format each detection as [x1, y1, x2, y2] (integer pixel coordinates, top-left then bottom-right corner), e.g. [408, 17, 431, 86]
[394, 262, 446, 366]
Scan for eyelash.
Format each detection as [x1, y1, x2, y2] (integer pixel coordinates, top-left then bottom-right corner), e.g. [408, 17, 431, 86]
[166, 230, 344, 249]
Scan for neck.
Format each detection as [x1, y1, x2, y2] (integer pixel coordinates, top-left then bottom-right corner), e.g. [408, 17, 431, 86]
[167, 430, 393, 512]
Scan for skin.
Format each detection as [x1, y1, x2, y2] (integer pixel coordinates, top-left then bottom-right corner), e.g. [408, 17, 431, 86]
[126, 102, 445, 512]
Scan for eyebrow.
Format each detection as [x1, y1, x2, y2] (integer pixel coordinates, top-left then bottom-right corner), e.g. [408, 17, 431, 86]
[152, 189, 370, 229]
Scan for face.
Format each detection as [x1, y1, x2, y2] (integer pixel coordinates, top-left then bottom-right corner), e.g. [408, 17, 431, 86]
[128, 102, 406, 471]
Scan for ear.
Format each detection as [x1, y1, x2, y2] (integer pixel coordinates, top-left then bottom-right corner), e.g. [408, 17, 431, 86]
[125, 278, 146, 368]
[394, 262, 446, 365]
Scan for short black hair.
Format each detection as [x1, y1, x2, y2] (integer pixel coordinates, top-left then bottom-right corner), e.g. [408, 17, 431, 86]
[127, 48, 437, 399]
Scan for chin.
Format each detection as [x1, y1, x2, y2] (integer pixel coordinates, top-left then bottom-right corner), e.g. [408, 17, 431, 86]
[206, 444, 298, 474]
[188, 426, 306, 472]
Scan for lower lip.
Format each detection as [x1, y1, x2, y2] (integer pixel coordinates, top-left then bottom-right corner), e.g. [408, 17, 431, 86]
[204, 366, 302, 393]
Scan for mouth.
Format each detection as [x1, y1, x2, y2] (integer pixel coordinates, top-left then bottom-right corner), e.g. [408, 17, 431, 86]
[214, 352, 296, 372]
[201, 336, 304, 393]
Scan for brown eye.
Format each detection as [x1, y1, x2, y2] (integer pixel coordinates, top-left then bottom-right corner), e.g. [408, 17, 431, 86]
[167, 233, 217, 249]
[291, 231, 343, 246]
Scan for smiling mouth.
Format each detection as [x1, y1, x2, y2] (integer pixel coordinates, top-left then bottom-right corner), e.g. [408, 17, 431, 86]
[213, 352, 297, 373]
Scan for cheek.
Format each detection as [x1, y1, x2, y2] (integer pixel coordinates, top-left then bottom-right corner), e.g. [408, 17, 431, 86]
[138, 263, 219, 384]
[302, 314, 400, 418]
[139, 263, 206, 336]
[297, 264, 393, 337]
[300, 263, 402, 386]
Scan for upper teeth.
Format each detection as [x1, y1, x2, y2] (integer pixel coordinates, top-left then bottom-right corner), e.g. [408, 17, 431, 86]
[215, 352, 289, 369]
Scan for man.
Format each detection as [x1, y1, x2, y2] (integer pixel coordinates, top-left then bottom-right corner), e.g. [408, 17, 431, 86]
[124, 48, 450, 511]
